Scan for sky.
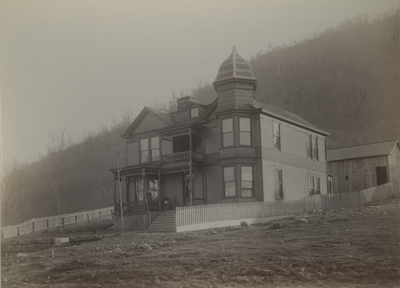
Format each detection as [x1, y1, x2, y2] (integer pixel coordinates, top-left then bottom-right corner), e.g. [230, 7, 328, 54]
[1, 0, 398, 167]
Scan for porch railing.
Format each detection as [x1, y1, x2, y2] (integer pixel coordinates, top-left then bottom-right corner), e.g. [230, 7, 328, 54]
[121, 199, 160, 212]
[162, 151, 189, 163]
[162, 151, 203, 163]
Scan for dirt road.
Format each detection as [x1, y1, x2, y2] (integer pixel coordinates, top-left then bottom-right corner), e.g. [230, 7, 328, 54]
[2, 198, 399, 287]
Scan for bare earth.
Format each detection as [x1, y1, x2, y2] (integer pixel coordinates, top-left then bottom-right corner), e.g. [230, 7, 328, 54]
[2, 198, 400, 288]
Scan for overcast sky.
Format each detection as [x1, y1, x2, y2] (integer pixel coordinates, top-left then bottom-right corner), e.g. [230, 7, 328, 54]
[1, 0, 398, 166]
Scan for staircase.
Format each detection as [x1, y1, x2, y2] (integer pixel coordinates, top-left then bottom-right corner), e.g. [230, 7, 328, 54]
[146, 211, 176, 233]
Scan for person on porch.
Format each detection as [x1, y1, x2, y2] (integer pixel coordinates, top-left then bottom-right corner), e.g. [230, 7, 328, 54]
[162, 195, 173, 210]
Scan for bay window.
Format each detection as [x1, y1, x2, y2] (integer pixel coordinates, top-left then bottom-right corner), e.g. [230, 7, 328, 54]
[241, 166, 253, 197]
[239, 118, 251, 145]
[223, 166, 236, 197]
[222, 118, 234, 147]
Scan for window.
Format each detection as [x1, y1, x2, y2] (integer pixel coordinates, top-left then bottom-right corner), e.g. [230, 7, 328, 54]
[308, 175, 321, 195]
[327, 175, 334, 194]
[306, 134, 312, 158]
[135, 177, 144, 201]
[222, 118, 234, 147]
[307, 134, 319, 160]
[140, 139, 149, 163]
[273, 122, 281, 150]
[151, 136, 159, 162]
[313, 136, 319, 160]
[190, 107, 199, 118]
[308, 175, 314, 195]
[148, 178, 159, 199]
[241, 166, 253, 197]
[239, 118, 251, 145]
[275, 168, 283, 200]
[223, 167, 236, 197]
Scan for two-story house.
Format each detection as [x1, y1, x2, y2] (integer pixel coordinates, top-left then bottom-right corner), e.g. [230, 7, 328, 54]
[111, 47, 329, 230]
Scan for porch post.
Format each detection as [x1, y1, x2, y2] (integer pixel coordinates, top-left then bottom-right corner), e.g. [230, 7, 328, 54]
[126, 178, 130, 203]
[158, 169, 161, 211]
[114, 175, 117, 212]
[189, 128, 193, 206]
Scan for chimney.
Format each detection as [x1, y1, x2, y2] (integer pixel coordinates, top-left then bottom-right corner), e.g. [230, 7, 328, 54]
[177, 96, 193, 111]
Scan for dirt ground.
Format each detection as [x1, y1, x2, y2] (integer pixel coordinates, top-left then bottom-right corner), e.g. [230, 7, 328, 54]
[2, 197, 400, 288]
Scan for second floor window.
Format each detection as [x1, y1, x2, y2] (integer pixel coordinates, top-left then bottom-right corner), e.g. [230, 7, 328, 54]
[239, 118, 251, 145]
[140, 138, 149, 163]
[273, 122, 281, 150]
[190, 107, 199, 118]
[313, 136, 319, 160]
[222, 118, 234, 147]
[151, 136, 159, 162]
[306, 134, 319, 160]
[306, 134, 312, 159]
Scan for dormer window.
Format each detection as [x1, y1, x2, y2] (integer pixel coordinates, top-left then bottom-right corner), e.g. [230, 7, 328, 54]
[190, 107, 199, 118]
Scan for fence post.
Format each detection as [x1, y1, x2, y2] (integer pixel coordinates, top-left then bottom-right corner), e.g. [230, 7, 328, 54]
[32, 221, 35, 233]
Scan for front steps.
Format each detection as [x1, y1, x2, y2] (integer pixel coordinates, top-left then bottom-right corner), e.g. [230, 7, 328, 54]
[146, 211, 176, 233]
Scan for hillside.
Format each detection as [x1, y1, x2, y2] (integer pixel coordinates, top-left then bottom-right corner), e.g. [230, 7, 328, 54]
[2, 13, 399, 225]
[251, 13, 399, 148]
[2, 126, 126, 226]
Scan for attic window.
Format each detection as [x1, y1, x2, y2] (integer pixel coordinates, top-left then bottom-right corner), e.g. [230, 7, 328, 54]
[190, 107, 199, 118]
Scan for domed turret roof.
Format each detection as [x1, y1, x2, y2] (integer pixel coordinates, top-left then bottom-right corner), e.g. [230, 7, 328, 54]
[214, 47, 256, 83]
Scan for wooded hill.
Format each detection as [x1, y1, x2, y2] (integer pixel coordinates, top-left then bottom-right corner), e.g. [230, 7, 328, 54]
[2, 12, 399, 226]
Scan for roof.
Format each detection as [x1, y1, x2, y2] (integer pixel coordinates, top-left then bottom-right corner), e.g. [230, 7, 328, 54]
[327, 140, 398, 161]
[251, 99, 330, 136]
[146, 107, 174, 126]
[121, 107, 173, 138]
[213, 47, 256, 83]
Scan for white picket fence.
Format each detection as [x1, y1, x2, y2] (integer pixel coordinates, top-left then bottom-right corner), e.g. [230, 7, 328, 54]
[176, 182, 395, 232]
[1, 206, 114, 239]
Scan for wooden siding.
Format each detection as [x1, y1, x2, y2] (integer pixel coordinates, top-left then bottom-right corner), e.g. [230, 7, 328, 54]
[205, 164, 223, 204]
[260, 114, 326, 161]
[262, 159, 327, 201]
[388, 144, 400, 193]
[204, 125, 220, 154]
[327, 155, 389, 194]
[133, 111, 168, 134]
[127, 141, 139, 166]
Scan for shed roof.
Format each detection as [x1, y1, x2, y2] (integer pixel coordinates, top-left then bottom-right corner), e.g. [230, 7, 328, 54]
[327, 140, 398, 161]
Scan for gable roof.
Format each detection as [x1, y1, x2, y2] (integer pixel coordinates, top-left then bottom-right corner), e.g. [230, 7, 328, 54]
[251, 99, 329, 136]
[121, 107, 173, 138]
[327, 140, 399, 161]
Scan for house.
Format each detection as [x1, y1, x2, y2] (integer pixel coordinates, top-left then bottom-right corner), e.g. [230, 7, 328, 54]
[327, 140, 400, 194]
[110, 47, 329, 231]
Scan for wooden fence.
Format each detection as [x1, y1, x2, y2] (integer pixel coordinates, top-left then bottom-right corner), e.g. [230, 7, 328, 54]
[1, 206, 114, 239]
[176, 182, 394, 231]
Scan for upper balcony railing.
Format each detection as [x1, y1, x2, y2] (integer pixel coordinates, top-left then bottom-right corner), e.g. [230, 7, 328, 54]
[162, 151, 203, 163]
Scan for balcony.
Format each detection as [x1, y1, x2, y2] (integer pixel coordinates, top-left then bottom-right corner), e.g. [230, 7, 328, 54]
[162, 151, 203, 163]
